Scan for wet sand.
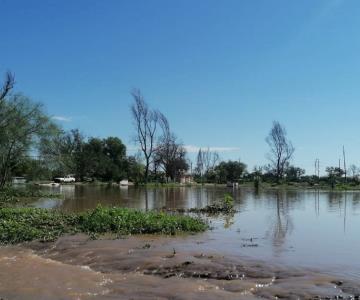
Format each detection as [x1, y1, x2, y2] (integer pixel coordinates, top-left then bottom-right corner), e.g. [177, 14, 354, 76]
[0, 234, 359, 300]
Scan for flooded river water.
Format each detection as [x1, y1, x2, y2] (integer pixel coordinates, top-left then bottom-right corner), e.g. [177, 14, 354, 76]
[1, 185, 360, 299]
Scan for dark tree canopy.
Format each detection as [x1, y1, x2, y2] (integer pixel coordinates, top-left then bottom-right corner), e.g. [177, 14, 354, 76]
[154, 139, 188, 181]
[83, 137, 127, 181]
[154, 115, 188, 181]
[285, 165, 305, 181]
[214, 160, 247, 183]
[325, 166, 344, 179]
[40, 129, 129, 182]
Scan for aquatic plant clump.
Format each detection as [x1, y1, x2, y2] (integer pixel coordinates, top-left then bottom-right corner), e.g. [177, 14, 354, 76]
[188, 193, 235, 214]
[0, 206, 208, 244]
[80, 206, 207, 235]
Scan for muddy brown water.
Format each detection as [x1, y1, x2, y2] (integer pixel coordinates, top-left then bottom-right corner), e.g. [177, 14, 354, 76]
[1, 185, 360, 299]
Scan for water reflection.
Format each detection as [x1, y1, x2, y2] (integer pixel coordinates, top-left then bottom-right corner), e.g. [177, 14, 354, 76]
[34, 185, 360, 277]
[314, 189, 320, 217]
[266, 191, 294, 253]
[40, 185, 360, 222]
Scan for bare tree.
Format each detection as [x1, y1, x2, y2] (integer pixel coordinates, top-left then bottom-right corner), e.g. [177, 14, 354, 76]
[0, 72, 16, 131]
[195, 148, 220, 180]
[130, 89, 160, 183]
[203, 148, 219, 171]
[153, 113, 188, 181]
[0, 71, 15, 103]
[266, 121, 294, 181]
[154, 138, 188, 181]
[195, 149, 204, 177]
[349, 164, 358, 179]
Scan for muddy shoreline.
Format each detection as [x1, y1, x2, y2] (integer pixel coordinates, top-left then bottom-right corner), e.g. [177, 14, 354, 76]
[0, 234, 359, 300]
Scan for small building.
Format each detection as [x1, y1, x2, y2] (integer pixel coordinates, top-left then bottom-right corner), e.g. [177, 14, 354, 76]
[120, 179, 134, 186]
[179, 174, 194, 185]
[12, 177, 27, 184]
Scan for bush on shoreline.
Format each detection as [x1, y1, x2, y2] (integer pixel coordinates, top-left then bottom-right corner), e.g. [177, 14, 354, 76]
[0, 206, 207, 244]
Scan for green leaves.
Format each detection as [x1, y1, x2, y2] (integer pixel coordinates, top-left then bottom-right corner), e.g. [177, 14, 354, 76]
[0, 208, 78, 243]
[0, 206, 208, 244]
[80, 206, 207, 235]
[0, 93, 56, 187]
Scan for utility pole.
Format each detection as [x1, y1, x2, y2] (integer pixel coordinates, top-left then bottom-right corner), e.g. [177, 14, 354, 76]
[317, 159, 320, 178]
[343, 146, 347, 183]
[315, 159, 320, 178]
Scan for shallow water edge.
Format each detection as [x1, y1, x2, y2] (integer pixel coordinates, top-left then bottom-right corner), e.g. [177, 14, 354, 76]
[1, 234, 359, 300]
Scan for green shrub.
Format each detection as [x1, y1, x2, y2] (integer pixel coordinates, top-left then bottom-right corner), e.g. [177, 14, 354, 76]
[188, 193, 235, 214]
[79, 206, 207, 235]
[223, 193, 234, 208]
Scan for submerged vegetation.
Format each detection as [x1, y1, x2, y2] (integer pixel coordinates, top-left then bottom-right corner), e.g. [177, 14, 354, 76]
[0, 185, 61, 207]
[0, 206, 208, 244]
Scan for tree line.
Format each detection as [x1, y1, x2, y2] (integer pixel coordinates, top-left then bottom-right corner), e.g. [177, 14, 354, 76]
[0, 71, 358, 188]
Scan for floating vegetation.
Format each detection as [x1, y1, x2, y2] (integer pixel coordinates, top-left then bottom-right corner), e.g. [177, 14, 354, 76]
[168, 193, 236, 214]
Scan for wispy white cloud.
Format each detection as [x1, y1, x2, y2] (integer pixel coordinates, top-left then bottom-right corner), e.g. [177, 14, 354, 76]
[52, 115, 72, 122]
[126, 144, 240, 154]
[184, 145, 240, 153]
[126, 145, 140, 152]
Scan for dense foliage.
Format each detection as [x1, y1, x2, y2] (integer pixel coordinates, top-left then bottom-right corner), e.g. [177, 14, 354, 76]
[196, 159, 247, 184]
[39, 131, 135, 182]
[0, 79, 55, 187]
[0, 206, 208, 244]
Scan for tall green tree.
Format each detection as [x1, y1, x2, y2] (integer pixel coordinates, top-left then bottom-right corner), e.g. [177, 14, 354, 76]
[81, 137, 127, 181]
[214, 160, 247, 183]
[40, 129, 84, 178]
[285, 165, 305, 181]
[126, 155, 144, 184]
[0, 72, 55, 187]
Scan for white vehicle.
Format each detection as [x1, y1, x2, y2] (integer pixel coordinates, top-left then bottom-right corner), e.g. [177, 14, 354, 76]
[54, 175, 76, 183]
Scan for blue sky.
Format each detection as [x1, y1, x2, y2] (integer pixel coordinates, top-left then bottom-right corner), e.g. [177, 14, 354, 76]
[1, 0, 360, 174]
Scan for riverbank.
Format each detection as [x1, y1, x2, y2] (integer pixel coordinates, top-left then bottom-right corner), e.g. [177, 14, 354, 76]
[62, 180, 360, 191]
[0, 234, 359, 299]
[20, 179, 360, 194]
